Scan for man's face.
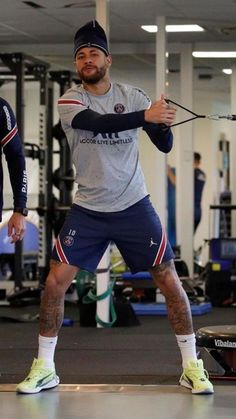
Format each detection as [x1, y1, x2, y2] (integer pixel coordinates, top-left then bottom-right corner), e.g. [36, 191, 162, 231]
[75, 47, 112, 84]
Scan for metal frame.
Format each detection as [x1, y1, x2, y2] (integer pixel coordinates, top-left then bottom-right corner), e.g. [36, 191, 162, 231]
[0, 52, 50, 290]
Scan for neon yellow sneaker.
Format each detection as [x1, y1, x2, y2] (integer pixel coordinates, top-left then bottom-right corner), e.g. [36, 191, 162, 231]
[16, 358, 60, 394]
[179, 359, 214, 394]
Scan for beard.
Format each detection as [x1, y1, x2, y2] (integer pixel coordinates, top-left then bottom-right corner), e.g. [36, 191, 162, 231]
[78, 63, 108, 84]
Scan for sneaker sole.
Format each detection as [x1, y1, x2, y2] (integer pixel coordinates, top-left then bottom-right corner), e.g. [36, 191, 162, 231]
[17, 376, 60, 394]
[179, 378, 214, 395]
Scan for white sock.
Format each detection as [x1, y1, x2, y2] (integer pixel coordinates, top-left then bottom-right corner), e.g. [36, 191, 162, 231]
[176, 333, 197, 368]
[38, 335, 58, 368]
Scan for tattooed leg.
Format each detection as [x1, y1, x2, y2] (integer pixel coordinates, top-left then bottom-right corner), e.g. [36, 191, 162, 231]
[149, 260, 193, 335]
[39, 260, 78, 337]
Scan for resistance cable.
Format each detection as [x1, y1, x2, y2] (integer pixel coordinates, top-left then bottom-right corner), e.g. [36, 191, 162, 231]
[166, 98, 236, 128]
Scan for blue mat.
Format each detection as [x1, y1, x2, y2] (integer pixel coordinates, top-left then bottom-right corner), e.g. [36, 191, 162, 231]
[131, 302, 212, 316]
[0, 221, 38, 253]
[122, 272, 151, 279]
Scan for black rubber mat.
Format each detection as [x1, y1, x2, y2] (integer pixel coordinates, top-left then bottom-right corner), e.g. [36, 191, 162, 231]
[0, 304, 235, 384]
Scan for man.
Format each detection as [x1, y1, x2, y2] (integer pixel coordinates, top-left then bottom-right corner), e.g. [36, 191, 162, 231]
[17, 20, 213, 395]
[0, 97, 27, 242]
[194, 152, 206, 232]
[167, 152, 206, 239]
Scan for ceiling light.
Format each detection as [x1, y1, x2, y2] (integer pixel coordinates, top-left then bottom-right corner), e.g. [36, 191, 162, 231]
[222, 68, 232, 75]
[142, 25, 157, 33]
[193, 51, 236, 58]
[141, 24, 204, 33]
[166, 25, 204, 32]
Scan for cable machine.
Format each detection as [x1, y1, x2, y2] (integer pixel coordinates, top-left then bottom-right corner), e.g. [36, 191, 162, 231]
[49, 71, 76, 236]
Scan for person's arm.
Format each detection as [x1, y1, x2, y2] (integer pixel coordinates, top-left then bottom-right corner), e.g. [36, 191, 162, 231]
[71, 93, 176, 133]
[143, 122, 173, 153]
[4, 136, 27, 241]
[3, 129, 27, 211]
[167, 165, 176, 185]
[0, 99, 27, 241]
[2, 137, 27, 241]
[142, 95, 176, 152]
[72, 108, 146, 133]
[4, 139, 27, 208]
[72, 108, 174, 152]
[71, 93, 176, 152]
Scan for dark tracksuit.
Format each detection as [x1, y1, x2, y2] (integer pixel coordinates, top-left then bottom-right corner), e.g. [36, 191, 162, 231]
[194, 167, 206, 231]
[0, 97, 27, 221]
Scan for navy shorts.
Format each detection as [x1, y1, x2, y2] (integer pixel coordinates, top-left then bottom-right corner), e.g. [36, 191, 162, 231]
[51, 196, 174, 273]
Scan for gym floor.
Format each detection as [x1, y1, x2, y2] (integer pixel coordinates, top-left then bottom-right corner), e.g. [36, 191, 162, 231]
[1, 383, 235, 419]
[0, 303, 235, 418]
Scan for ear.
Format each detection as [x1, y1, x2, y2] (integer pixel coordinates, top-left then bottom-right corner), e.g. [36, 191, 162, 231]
[74, 59, 80, 74]
[106, 54, 112, 67]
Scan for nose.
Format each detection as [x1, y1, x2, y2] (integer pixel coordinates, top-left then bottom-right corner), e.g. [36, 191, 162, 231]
[84, 56, 93, 64]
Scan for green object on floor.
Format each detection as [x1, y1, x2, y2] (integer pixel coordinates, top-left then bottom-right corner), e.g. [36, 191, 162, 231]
[75, 270, 95, 299]
[83, 277, 117, 328]
[75, 270, 117, 327]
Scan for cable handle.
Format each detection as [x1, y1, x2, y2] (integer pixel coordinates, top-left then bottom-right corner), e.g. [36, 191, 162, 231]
[164, 98, 236, 127]
[165, 98, 206, 128]
[228, 114, 236, 120]
[166, 98, 205, 118]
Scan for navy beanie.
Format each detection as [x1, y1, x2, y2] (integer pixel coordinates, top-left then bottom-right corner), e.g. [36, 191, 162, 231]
[74, 20, 109, 58]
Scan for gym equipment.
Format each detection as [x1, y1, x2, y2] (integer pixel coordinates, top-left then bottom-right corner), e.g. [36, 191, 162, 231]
[81, 276, 117, 328]
[0, 219, 38, 254]
[131, 302, 212, 316]
[198, 200, 236, 307]
[119, 261, 197, 303]
[0, 218, 38, 289]
[196, 325, 236, 379]
[210, 204, 236, 239]
[50, 72, 76, 236]
[0, 68, 77, 305]
[0, 52, 51, 292]
[205, 212, 236, 306]
[85, 249, 114, 328]
[205, 261, 232, 307]
[166, 98, 236, 128]
[77, 269, 140, 328]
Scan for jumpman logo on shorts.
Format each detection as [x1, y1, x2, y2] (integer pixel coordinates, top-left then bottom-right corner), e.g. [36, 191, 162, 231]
[149, 237, 158, 247]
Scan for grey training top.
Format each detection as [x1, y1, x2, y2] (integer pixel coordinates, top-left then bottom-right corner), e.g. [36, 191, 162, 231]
[58, 82, 151, 212]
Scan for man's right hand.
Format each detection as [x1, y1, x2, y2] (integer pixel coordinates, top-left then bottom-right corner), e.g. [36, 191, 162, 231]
[144, 94, 176, 126]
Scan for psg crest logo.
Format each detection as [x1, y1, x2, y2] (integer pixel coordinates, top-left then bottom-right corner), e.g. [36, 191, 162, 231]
[114, 103, 125, 113]
[63, 236, 74, 247]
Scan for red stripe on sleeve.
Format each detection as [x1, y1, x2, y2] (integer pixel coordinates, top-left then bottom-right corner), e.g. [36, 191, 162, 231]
[58, 99, 85, 106]
[1, 125, 18, 147]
